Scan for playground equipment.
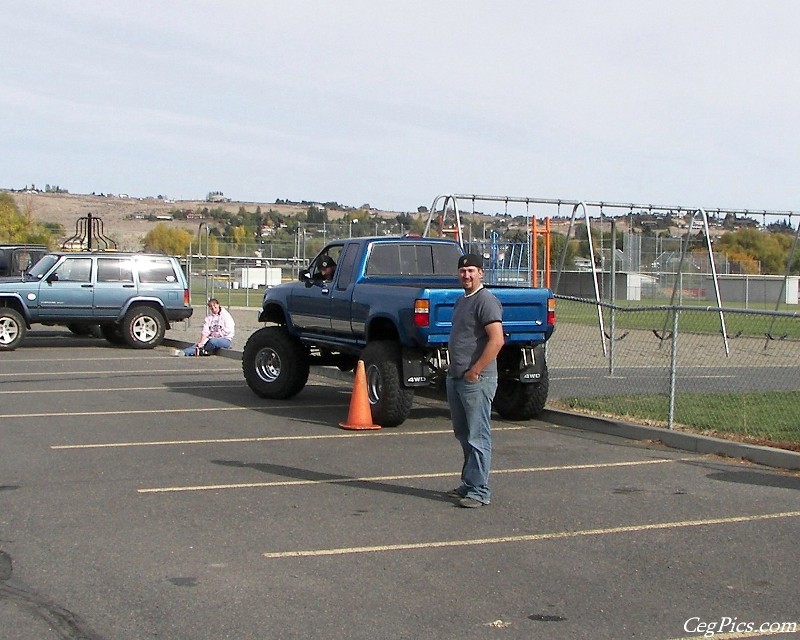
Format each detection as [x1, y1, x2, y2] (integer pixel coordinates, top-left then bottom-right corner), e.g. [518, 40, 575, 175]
[427, 192, 800, 359]
[61, 212, 117, 251]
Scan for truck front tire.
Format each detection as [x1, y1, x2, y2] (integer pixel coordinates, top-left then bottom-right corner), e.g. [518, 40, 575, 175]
[243, 326, 310, 399]
[360, 340, 414, 427]
[493, 367, 549, 421]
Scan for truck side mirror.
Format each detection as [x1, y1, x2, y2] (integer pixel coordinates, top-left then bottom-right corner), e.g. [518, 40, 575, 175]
[299, 269, 312, 283]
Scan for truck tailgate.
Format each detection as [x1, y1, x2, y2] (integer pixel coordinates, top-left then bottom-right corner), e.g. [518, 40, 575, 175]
[427, 286, 553, 344]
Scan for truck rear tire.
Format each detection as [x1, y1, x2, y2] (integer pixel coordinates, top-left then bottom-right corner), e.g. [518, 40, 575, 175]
[360, 340, 414, 427]
[0, 308, 26, 351]
[493, 367, 549, 421]
[243, 326, 310, 399]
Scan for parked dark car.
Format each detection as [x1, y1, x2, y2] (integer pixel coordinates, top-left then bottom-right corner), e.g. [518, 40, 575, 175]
[0, 244, 48, 277]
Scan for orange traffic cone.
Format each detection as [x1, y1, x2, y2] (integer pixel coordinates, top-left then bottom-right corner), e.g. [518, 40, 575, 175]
[339, 360, 381, 430]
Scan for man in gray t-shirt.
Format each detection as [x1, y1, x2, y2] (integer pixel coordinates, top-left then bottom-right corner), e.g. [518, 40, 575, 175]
[446, 253, 504, 508]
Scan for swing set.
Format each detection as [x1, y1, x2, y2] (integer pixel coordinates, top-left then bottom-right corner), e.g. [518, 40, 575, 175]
[425, 193, 553, 288]
[425, 192, 800, 358]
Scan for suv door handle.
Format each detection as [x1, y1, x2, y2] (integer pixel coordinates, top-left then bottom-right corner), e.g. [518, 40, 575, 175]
[81, 284, 93, 288]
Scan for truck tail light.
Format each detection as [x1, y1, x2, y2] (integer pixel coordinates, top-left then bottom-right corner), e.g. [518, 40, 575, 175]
[547, 297, 556, 326]
[184, 289, 191, 306]
[413, 299, 430, 327]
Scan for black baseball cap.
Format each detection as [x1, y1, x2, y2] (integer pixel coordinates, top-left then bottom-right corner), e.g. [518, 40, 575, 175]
[458, 253, 483, 269]
[319, 256, 336, 269]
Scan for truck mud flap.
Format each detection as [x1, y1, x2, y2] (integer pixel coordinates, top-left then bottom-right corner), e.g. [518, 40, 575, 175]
[520, 344, 546, 384]
[401, 347, 431, 387]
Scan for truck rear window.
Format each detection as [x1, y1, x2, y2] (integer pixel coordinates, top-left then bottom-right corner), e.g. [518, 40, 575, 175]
[366, 243, 462, 276]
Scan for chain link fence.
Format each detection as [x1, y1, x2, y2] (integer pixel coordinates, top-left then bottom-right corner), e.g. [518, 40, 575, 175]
[547, 297, 800, 450]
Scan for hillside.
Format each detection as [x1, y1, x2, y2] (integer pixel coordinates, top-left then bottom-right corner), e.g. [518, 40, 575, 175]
[8, 191, 404, 251]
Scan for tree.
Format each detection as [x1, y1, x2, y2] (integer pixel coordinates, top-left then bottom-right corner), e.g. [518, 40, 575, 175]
[229, 225, 250, 253]
[142, 223, 193, 255]
[715, 228, 792, 274]
[548, 232, 574, 268]
[306, 205, 328, 224]
[0, 193, 53, 245]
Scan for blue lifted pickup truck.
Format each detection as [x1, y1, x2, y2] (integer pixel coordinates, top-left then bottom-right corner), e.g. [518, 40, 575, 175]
[242, 236, 555, 427]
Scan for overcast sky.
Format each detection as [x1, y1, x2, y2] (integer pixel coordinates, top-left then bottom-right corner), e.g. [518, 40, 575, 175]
[3, 1, 800, 219]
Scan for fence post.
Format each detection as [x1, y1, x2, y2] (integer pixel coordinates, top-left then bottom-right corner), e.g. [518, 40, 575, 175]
[609, 219, 617, 375]
[668, 307, 680, 430]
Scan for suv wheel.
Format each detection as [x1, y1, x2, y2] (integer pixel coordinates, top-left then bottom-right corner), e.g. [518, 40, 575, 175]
[100, 323, 126, 345]
[0, 308, 26, 351]
[67, 323, 100, 337]
[122, 307, 165, 349]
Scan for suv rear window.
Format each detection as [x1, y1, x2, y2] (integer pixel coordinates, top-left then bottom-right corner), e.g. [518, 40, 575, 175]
[137, 258, 179, 283]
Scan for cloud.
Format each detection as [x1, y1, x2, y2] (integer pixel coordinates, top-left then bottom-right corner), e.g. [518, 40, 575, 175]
[3, 1, 800, 213]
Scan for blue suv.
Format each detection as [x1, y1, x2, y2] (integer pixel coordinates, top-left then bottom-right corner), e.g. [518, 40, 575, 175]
[0, 252, 193, 350]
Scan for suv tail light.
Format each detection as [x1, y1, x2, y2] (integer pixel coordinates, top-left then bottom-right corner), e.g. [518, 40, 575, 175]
[413, 299, 430, 327]
[184, 289, 191, 306]
[547, 297, 556, 326]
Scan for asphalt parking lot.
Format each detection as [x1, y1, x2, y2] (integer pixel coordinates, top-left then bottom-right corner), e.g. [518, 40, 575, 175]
[1, 330, 798, 640]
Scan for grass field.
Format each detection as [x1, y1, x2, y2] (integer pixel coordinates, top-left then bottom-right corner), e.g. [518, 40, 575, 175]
[190, 284, 265, 308]
[553, 391, 799, 449]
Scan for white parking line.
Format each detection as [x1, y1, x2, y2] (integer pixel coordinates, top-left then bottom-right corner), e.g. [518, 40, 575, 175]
[0, 383, 242, 395]
[0, 367, 241, 378]
[52, 426, 526, 450]
[2, 406, 273, 419]
[138, 458, 682, 494]
[262, 511, 800, 559]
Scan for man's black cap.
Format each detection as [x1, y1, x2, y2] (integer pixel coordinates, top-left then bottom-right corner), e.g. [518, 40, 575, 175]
[319, 256, 336, 269]
[458, 253, 483, 269]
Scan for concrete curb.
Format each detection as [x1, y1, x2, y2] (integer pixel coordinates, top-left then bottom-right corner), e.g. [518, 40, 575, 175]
[539, 409, 800, 471]
[163, 338, 800, 471]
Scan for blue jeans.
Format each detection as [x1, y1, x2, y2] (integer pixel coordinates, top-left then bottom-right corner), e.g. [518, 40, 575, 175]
[182, 337, 232, 356]
[446, 375, 498, 504]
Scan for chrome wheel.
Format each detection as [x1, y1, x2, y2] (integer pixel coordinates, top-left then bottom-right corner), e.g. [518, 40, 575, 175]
[0, 308, 26, 350]
[0, 316, 21, 345]
[255, 347, 282, 383]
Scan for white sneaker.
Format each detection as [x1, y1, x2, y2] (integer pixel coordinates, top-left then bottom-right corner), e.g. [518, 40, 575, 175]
[172, 349, 183, 357]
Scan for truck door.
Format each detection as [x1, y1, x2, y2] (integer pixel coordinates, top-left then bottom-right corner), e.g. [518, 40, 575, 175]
[288, 245, 344, 333]
[289, 278, 333, 333]
[37, 256, 94, 320]
[329, 243, 360, 335]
